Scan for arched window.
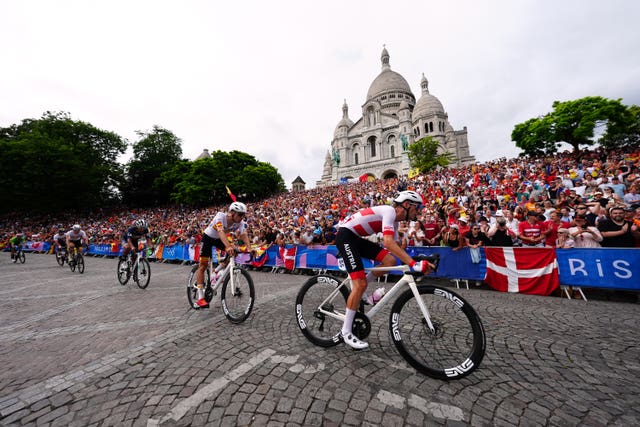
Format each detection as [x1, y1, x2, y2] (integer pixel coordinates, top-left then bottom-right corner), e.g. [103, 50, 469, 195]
[430, 122, 434, 132]
[369, 138, 376, 157]
[354, 153, 359, 165]
[390, 145, 395, 157]
[424, 123, 429, 133]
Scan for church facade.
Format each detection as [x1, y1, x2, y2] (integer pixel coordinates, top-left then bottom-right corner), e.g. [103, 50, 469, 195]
[316, 47, 475, 187]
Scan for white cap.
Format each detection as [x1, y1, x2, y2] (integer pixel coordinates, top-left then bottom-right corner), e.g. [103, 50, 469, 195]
[494, 210, 504, 217]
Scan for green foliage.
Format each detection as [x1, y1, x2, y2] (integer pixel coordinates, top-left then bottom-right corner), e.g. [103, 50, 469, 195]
[599, 104, 640, 150]
[122, 125, 183, 207]
[158, 150, 286, 206]
[407, 136, 454, 173]
[511, 96, 636, 156]
[0, 111, 126, 213]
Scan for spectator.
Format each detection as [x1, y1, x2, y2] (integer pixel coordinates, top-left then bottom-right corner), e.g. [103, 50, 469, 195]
[569, 214, 603, 248]
[598, 206, 640, 247]
[556, 228, 575, 249]
[518, 211, 545, 247]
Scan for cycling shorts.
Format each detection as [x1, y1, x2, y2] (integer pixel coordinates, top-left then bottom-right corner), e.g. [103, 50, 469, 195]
[335, 228, 388, 279]
[69, 239, 83, 248]
[201, 233, 227, 259]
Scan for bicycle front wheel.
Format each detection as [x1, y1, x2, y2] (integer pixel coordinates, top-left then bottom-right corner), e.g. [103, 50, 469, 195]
[295, 275, 349, 347]
[56, 251, 65, 266]
[69, 256, 76, 272]
[77, 255, 85, 274]
[117, 259, 130, 285]
[135, 259, 151, 289]
[390, 285, 486, 380]
[18, 251, 26, 264]
[221, 267, 255, 323]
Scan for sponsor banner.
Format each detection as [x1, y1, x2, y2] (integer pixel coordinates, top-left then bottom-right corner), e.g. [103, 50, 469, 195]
[555, 248, 640, 290]
[89, 244, 120, 256]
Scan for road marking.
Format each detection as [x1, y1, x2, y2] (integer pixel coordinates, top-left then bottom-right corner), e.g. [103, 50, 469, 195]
[148, 349, 276, 426]
[376, 389, 465, 421]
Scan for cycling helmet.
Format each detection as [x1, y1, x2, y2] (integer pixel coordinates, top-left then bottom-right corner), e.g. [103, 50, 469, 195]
[72, 224, 81, 231]
[134, 219, 148, 229]
[394, 190, 423, 205]
[229, 202, 247, 214]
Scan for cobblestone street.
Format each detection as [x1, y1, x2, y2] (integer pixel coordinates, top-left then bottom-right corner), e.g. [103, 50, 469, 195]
[1, 254, 639, 426]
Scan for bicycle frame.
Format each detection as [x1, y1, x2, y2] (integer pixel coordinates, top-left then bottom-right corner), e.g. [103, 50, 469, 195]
[317, 264, 437, 333]
[207, 256, 237, 292]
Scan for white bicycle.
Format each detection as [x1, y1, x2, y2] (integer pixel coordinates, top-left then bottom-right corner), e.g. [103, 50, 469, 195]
[295, 254, 486, 380]
[187, 254, 255, 323]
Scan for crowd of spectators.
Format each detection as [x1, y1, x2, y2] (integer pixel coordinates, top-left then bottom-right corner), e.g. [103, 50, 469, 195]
[2, 147, 640, 251]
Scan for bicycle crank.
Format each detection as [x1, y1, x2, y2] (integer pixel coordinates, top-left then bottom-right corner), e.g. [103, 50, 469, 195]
[352, 312, 371, 340]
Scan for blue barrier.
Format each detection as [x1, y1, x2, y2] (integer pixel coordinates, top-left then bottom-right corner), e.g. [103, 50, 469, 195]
[8, 241, 639, 291]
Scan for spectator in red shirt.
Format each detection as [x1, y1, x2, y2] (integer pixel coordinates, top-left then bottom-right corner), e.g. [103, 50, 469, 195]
[519, 211, 545, 247]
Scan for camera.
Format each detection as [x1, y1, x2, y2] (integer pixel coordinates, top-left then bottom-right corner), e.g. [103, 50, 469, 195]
[581, 224, 588, 229]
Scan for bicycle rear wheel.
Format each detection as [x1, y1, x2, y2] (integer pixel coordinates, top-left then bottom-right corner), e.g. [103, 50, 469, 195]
[77, 254, 85, 274]
[135, 259, 151, 289]
[389, 285, 486, 380]
[186, 266, 212, 309]
[117, 259, 130, 285]
[295, 275, 350, 347]
[221, 267, 255, 323]
[69, 255, 76, 272]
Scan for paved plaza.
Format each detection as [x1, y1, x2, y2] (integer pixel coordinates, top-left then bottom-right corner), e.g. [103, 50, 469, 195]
[0, 253, 639, 426]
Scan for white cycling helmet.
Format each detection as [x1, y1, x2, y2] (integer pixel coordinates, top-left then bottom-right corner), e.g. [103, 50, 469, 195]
[134, 219, 148, 228]
[394, 190, 423, 205]
[72, 224, 81, 231]
[229, 202, 247, 214]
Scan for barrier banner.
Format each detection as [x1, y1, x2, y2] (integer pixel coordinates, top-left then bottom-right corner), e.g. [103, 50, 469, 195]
[90, 244, 119, 256]
[161, 244, 185, 261]
[407, 246, 486, 280]
[555, 248, 640, 290]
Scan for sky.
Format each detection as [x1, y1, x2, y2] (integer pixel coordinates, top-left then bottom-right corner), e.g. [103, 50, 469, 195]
[3, 1, 640, 189]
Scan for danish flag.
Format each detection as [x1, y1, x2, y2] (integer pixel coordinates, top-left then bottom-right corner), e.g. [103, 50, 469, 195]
[484, 247, 559, 296]
[279, 246, 297, 270]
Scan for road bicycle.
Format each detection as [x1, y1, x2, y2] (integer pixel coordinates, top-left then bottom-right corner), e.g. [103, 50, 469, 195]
[294, 254, 486, 380]
[55, 246, 68, 266]
[187, 253, 255, 323]
[117, 247, 151, 289]
[11, 245, 26, 264]
[68, 246, 85, 274]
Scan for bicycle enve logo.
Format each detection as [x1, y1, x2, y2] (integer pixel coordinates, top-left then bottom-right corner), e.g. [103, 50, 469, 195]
[434, 288, 465, 308]
[295, 304, 306, 329]
[317, 276, 340, 287]
[444, 358, 475, 377]
[391, 313, 401, 341]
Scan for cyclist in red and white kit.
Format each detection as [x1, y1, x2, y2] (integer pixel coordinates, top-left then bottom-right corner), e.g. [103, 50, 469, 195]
[194, 202, 250, 308]
[335, 191, 434, 350]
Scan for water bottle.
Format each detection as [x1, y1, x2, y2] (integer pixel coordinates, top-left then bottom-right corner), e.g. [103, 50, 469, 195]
[212, 263, 224, 284]
[367, 287, 386, 305]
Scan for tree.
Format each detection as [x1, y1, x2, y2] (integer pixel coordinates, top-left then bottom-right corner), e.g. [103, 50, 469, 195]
[0, 111, 126, 213]
[157, 150, 285, 206]
[599, 104, 640, 150]
[512, 96, 636, 156]
[122, 126, 183, 207]
[407, 136, 455, 173]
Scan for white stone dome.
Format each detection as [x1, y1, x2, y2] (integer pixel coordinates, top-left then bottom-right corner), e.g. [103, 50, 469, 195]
[412, 73, 445, 119]
[366, 69, 412, 100]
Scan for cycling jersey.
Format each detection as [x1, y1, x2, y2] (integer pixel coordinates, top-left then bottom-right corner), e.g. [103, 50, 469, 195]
[66, 230, 87, 241]
[9, 235, 26, 245]
[123, 226, 150, 241]
[338, 205, 397, 239]
[204, 212, 247, 239]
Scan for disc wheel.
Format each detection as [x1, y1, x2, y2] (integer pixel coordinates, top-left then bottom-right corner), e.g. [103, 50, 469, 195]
[221, 266, 255, 323]
[295, 275, 350, 347]
[389, 285, 486, 380]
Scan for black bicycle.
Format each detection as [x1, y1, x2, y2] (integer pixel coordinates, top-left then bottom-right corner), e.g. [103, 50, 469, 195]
[12, 245, 26, 264]
[68, 247, 85, 274]
[55, 246, 68, 266]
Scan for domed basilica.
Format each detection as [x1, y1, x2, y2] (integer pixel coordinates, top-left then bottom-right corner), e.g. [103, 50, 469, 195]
[316, 47, 475, 187]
